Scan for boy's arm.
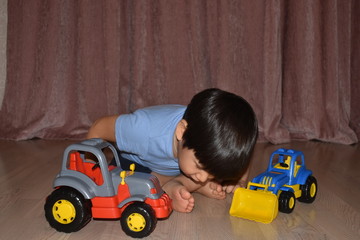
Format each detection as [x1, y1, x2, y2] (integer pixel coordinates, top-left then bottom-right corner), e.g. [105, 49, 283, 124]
[87, 115, 118, 142]
[168, 174, 204, 192]
[152, 172, 203, 192]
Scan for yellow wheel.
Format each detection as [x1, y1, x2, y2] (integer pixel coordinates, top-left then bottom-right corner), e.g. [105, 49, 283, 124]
[288, 196, 295, 209]
[127, 213, 146, 232]
[310, 182, 317, 197]
[52, 199, 76, 224]
[120, 202, 157, 238]
[44, 187, 91, 233]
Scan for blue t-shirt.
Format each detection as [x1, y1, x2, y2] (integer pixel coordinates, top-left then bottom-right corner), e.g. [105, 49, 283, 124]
[115, 105, 186, 176]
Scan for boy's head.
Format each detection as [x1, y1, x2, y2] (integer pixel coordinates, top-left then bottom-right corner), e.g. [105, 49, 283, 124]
[179, 88, 258, 185]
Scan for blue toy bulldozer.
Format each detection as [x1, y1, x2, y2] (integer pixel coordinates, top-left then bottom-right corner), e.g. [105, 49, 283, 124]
[230, 148, 317, 223]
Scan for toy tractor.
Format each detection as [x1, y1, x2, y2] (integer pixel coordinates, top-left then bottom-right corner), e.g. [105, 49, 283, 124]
[44, 138, 172, 238]
[230, 148, 317, 223]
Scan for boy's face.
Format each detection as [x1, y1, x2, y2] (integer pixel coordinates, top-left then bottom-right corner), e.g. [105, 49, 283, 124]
[178, 146, 213, 183]
[175, 119, 213, 183]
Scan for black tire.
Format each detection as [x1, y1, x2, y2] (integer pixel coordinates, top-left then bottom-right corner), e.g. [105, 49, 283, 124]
[298, 175, 318, 203]
[120, 202, 157, 238]
[44, 187, 92, 233]
[279, 191, 296, 213]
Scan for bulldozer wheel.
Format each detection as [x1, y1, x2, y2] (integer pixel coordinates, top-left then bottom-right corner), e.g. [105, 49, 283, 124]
[279, 191, 296, 213]
[299, 176, 317, 203]
[44, 187, 92, 233]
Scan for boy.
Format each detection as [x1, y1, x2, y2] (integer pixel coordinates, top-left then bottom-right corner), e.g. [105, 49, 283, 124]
[87, 88, 258, 213]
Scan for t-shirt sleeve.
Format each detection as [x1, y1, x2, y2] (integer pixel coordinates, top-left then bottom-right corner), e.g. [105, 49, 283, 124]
[115, 110, 149, 157]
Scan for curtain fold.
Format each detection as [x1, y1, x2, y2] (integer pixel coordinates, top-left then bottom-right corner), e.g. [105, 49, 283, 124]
[0, 0, 359, 144]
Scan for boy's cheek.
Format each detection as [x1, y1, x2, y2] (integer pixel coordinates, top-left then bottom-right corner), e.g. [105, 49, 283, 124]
[178, 164, 191, 178]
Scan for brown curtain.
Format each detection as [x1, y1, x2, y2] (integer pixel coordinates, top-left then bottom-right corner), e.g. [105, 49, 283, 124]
[0, 0, 359, 144]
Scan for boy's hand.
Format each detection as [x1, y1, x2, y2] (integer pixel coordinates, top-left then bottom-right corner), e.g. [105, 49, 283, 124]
[222, 184, 240, 193]
[196, 181, 226, 200]
[237, 166, 250, 188]
[222, 176, 248, 193]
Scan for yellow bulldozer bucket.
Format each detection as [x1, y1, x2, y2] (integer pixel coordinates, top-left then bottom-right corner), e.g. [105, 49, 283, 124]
[229, 187, 279, 224]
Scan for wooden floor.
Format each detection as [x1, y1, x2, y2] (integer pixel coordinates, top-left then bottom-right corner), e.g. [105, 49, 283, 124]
[0, 139, 359, 240]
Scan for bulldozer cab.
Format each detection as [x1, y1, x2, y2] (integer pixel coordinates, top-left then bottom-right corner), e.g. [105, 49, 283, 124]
[273, 155, 291, 170]
[269, 150, 305, 179]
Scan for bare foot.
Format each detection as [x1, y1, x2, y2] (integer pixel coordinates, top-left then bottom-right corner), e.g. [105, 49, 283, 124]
[196, 181, 226, 200]
[163, 181, 195, 213]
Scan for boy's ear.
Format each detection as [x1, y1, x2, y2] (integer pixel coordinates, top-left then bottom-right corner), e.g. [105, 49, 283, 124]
[175, 119, 188, 141]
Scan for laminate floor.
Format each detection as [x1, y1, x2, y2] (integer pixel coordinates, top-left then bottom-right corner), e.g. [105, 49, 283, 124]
[0, 139, 359, 240]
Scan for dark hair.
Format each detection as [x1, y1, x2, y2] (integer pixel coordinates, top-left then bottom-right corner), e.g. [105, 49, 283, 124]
[182, 88, 258, 185]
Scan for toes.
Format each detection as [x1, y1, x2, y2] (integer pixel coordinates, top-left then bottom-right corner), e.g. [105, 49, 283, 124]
[185, 201, 195, 213]
[170, 188, 195, 213]
[179, 188, 192, 200]
[213, 190, 226, 199]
